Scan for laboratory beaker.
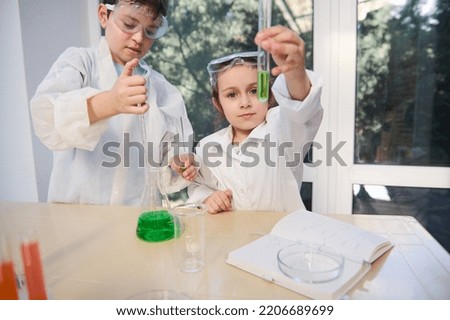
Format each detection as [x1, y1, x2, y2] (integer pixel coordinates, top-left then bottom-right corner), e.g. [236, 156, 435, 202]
[171, 203, 206, 273]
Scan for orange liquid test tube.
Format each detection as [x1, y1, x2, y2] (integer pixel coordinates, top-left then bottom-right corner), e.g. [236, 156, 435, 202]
[0, 237, 19, 300]
[0, 260, 19, 300]
[21, 240, 47, 300]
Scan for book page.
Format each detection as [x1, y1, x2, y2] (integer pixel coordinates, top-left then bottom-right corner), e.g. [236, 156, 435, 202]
[270, 210, 392, 263]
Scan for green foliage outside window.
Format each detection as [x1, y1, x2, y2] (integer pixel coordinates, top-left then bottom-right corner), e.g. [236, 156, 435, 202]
[356, 0, 449, 166]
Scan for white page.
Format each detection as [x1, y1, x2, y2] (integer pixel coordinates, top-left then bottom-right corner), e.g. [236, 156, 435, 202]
[270, 210, 391, 263]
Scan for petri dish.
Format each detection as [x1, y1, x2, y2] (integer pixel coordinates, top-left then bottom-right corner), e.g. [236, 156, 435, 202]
[277, 243, 344, 283]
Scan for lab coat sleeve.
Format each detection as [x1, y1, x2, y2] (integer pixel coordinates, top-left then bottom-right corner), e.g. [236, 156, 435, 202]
[159, 165, 191, 194]
[187, 144, 220, 204]
[30, 48, 107, 151]
[160, 149, 201, 195]
[187, 172, 218, 205]
[271, 70, 323, 156]
[162, 151, 217, 202]
[156, 103, 196, 194]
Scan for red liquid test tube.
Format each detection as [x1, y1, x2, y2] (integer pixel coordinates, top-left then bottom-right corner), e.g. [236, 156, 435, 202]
[21, 240, 47, 300]
[0, 261, 19, 299]
[0, 238, 19, 299]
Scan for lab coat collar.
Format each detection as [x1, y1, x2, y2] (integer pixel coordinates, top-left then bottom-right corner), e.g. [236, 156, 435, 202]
[98, 37, 117, 90]
[222, 107, 278, 145]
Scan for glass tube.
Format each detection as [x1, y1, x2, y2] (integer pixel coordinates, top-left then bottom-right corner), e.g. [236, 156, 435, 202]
[0, 237, 19, 299]
[21, 235, 47, 300]
[257, 0, 272, 102]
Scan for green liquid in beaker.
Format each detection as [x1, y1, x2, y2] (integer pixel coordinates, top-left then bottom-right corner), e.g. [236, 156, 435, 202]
[136, 210, 175, 242]
[258, 70, 269, 102]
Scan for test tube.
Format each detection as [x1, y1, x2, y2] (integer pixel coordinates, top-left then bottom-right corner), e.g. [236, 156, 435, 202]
[179, 117, 187, 172]
[21, 236, 47, 300]
[0, 237, 19, 300]
[257, 0, 272, 102]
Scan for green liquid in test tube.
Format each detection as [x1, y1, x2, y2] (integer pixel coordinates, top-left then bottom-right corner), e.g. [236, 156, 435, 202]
[257, 0, 272, 102]
[258, 70, 270, 102]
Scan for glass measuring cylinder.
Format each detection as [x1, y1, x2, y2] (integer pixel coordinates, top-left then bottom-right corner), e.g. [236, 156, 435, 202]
[257, 0, 272, 102]
[171, 203, 206, 273]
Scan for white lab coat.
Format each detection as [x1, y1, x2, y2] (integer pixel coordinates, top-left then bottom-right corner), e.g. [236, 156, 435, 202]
[30, 37, 193, 206]
[188, 71, 323, 212]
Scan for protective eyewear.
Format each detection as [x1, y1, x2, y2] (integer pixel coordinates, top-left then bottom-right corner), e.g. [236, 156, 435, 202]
[207, 51, 258, 85]
[105, 2, 168, 39]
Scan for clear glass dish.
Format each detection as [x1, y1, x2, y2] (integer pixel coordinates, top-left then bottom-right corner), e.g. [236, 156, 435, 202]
[277, 243, 344, 283]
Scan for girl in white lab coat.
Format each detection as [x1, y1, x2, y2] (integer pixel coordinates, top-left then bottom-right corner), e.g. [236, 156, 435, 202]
[186, 26, 323, 214]
[30, 0, 195, 205]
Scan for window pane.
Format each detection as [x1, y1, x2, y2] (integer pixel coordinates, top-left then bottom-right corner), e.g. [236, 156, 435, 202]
[355, 0, 449, 166]
[353, 184, 450, 253]
[148, 0, 313, 140]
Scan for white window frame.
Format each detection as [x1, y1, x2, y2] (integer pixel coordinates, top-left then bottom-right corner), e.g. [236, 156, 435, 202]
[303, 0, 450, 215]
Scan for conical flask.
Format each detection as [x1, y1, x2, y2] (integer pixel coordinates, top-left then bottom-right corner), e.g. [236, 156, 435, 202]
[136, 167, 175, 242]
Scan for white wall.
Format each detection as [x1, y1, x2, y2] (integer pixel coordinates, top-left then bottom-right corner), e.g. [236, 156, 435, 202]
[0, 0, 38, 202]
[0, 0, 100, 202]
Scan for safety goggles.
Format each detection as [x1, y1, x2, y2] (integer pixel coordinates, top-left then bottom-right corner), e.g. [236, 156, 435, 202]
[105, 1, 168, 39]
[207, 51, 258, 85]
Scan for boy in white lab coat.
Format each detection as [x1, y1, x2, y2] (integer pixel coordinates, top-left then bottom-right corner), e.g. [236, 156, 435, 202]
[30, 0, 195, 205]
[185, 26, 323, 214]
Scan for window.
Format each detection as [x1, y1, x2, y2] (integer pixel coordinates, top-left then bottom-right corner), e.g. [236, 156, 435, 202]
[356, 0, 449, 166]
[353, 0, 450, 251]
[313, 0, 449, 253]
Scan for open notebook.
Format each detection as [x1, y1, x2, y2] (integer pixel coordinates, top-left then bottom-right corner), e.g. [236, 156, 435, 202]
[227, 210, 393, 299]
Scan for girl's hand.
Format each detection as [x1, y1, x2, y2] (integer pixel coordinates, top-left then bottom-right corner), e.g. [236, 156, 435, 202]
[204, 189, 233, 214]
[254, 25, 305, 76]
[255, 25, 311, 101]
[170, 153, 197, 181]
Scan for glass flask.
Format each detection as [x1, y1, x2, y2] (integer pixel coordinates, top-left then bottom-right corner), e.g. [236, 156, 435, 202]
[136, 167, 176, 242]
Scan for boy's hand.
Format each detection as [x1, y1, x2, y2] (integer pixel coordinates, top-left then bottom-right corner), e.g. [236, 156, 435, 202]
[111, 58, 149, 114]
[170, 153, 198, 181]
[204, 189, 233, 214]
[255, 26, 311, 100]
[87, 58, 149, 122]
